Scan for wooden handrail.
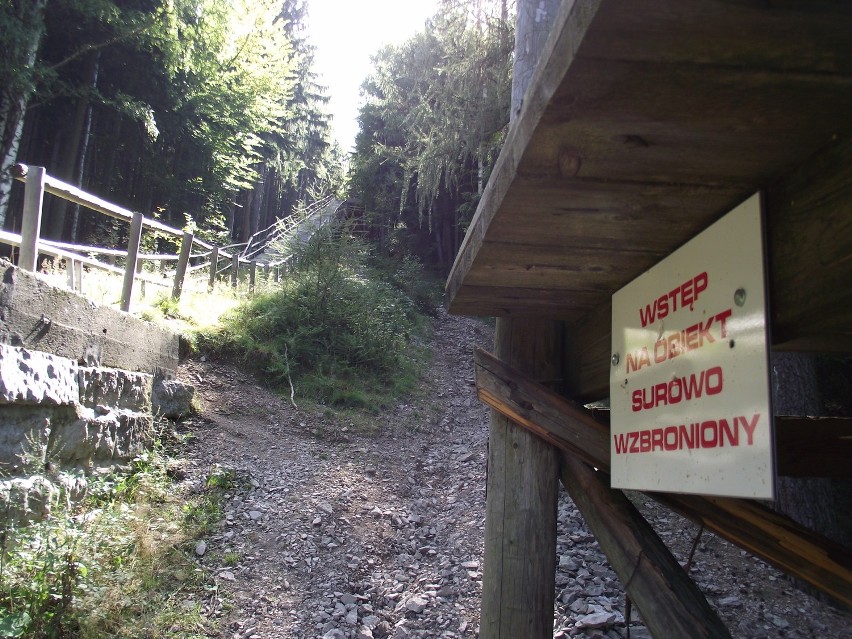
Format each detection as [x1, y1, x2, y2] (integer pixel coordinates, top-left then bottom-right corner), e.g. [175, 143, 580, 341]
[12, 164, 233, 259]
[0, 229, 167, 287]
[4, 163, 337, 306]
[13, 163, 180, 237]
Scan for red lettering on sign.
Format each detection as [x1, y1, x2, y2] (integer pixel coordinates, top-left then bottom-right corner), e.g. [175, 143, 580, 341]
[631, 366, 724, 412]
[638, 271, 709, 327]
[738, 413, 760, 445]
[651, 310, 732, 364]
[626, 347, 652, 373]
[612, 413, 761, 455]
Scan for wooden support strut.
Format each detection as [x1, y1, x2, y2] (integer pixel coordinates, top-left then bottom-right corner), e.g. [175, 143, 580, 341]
[560, 454, 731, 639]
[473, 347, 852, 607]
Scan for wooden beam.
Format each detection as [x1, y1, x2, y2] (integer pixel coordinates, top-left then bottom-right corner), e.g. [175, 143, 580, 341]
[474, 348, 852, 606]
[560, 455, 730, 639]
[480, 320, 561, 638]
[561, 134, 852, 401]
[475, 347, 609, 470]
[774, 417, 852, 478]
[652, 492, 852, 610]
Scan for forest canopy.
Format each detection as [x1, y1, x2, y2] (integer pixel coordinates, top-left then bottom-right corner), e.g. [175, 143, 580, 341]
[1, 0, 514, 272]
[0, 0, 342, 247]
[348, 0, 513, 271]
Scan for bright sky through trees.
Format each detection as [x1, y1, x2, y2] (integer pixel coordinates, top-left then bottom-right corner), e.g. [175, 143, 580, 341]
[307, 0, 438, 153]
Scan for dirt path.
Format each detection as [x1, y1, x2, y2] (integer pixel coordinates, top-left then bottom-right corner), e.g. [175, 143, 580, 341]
[176, 311, 850, 639]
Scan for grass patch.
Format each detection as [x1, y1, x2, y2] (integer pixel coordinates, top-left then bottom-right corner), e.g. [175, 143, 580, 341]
[199, 228, 437, 411]
[0, 431, 232, 638]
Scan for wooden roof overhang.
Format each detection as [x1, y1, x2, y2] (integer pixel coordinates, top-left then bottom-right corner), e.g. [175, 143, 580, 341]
[446, 0, 852, 401]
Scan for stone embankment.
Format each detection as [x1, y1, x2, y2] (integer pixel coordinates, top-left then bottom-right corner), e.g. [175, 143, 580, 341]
[0, 343, 192, 522]
[0, 258, 186, 522]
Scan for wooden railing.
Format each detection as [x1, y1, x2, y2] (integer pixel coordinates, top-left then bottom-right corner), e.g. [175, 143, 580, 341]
[4, 164, 337, 312]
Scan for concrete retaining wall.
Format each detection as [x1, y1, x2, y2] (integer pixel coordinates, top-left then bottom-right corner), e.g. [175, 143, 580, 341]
[0, 258, 179, 375]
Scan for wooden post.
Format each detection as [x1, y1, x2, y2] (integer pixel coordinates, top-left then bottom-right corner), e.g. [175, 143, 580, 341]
[208, 245, 219, 291]
[474, 347, 852, 606]
[120, 210, 143, 312]
[231, 253, 239, 288]
[274, 266, 280, 284]
[19, 165, 46, 272]
[66, 258, 76, 291]
[249, 260, 256, 295]
[480, 318, 561, 638]
[172, 230, 193, 300]
[74, 260, 83, 294]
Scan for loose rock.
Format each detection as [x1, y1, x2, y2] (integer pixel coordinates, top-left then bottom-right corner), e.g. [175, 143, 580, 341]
[179, 311, 851, 639]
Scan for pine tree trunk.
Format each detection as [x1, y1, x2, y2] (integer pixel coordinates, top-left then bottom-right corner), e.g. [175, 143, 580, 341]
[44, 50, 100, 239]
[0, 0, 48, 228]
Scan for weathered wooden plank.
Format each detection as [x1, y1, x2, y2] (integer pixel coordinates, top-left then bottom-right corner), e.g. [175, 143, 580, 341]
[765, 136, 852, 350]
[447, 286, 593, 320]
[774, 417, 852, 478]
[489, 178, 739, 253]
[475, 348, 609, 470]
[474, 348, 852, 606]
[526, 60, 852, 186]
[581, 0, 852, 73]
[560, 455, 731, 639]
[481, 320, 562, 638]
[466, 241, 662, 293]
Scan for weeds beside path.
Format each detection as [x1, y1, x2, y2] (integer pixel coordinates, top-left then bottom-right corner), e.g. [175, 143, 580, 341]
[179, 310, 851, 639]
[177, 309, 495, 638]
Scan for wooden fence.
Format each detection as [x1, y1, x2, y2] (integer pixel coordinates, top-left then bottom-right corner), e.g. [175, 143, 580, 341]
[3, 164, 334, 312]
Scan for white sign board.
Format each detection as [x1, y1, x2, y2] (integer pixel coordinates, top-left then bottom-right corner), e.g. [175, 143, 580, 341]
[610, 193, 774, 498]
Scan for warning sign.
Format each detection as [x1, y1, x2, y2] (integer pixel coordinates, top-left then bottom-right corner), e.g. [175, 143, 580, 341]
[610, 193, 774, 498]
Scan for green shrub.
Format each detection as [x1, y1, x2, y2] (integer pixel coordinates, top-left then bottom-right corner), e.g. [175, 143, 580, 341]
[200, 229, 433, 408]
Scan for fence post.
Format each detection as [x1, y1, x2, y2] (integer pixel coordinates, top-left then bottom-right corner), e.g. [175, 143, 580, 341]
[172, 231, 193, 300]
[74, 260, 83, 294]
[274, 266, 280, 284]
[120, 211, 144, 312]
[137, 258, 145, 299]
[66, 258, 76, 291]
[231, 253, 239, 288]
[249, 260, 256, 295]
[19, 165, 46, 272]
[208, 246, 219, 291]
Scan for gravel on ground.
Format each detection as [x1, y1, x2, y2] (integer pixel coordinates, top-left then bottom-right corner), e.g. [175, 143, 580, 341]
[176, 310, 851, 639]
